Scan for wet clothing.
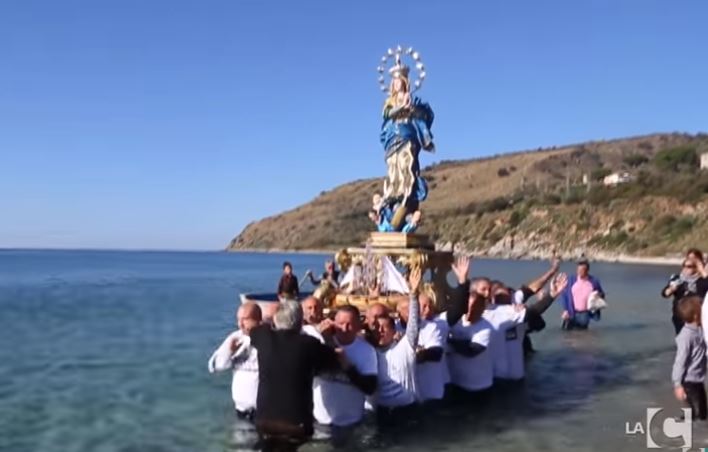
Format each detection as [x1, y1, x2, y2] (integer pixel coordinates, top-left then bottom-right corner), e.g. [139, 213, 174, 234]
[249, 325, 340, 437]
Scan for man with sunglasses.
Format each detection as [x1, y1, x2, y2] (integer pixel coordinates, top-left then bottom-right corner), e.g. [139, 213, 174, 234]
[663, 256, 708, 334]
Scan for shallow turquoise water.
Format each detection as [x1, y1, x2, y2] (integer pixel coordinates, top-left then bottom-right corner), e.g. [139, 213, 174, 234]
[0, 250, 702, 452]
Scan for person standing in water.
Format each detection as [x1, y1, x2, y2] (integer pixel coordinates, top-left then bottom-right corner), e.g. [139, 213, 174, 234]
[561, 258, 605, 330]
[672, 296, 707, 421]
[208, 302, 262, 419]
[367, 268, 422, 420]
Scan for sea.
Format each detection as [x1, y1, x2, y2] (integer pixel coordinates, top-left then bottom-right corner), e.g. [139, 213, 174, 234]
[0, 249, 705, 452]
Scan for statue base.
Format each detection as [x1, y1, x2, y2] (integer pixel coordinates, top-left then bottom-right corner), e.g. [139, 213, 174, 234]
[334, 232, 454, 313]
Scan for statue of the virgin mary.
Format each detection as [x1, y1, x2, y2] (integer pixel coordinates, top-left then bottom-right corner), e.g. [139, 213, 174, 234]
[376, 46, 435, 231]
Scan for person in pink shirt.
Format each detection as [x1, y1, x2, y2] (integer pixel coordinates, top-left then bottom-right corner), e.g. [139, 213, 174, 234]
[561, 258, 605, 330]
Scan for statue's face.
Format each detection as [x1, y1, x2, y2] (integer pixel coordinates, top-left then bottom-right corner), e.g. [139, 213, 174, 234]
[391, 77, 406, 94]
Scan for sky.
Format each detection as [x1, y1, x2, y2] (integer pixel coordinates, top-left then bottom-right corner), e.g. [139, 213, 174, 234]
[1, 0, 707, 250]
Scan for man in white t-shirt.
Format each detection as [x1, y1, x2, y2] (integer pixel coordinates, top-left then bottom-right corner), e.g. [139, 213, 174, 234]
[486, 273, 569, 381]
[447, 277, 494, 393]
[368, 268, 422, 417]
[415, 293, 449, 401]
[482, 301, 527, 381]
[312, 305, 378, 427]
[208, 302, 262, 419]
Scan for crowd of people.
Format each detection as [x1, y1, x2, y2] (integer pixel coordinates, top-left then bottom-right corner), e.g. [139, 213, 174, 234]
[664, 249, 708, 421]
[209, 255, 613, 450]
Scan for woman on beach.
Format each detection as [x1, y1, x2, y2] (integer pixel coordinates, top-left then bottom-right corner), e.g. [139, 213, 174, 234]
[662, 249, 708, 334]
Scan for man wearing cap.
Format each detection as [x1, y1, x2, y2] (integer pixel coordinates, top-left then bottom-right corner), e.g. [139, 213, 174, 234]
[561, 258, 605, 330]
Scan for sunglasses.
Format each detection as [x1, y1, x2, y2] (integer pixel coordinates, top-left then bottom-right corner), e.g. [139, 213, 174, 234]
[684, 264, 696, 269]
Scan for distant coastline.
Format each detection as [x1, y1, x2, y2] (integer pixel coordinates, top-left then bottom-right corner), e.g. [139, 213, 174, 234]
[227, 247, 682, 266]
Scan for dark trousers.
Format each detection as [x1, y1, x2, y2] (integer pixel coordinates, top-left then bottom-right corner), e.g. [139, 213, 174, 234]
[684, 382, 707, 421]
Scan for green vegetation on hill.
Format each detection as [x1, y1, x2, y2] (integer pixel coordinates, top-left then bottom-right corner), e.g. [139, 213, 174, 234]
[228, 133, 708, 258]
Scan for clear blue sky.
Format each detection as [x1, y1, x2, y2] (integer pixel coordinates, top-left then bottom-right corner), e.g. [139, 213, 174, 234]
[1, 1, 706, 250]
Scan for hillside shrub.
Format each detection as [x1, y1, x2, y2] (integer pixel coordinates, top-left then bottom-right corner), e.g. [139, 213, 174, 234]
[653, 146, 698, 172]
[591, 167, 612, 181]
[623, 154, 649, 168]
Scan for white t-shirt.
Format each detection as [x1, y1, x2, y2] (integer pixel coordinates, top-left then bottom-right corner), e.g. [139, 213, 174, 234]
[447, 317, 493, 391]
[373, 336, 418, 407]
[483, 305, 527, 380]
[416, 319, 449, 401]
[208, 330, 259, 412]
[313, 336, 378, 426]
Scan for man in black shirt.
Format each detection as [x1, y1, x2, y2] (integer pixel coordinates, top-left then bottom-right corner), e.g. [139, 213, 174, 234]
[277, 261, 299, 300]
[249, 300, 341, 450]
[307, 260, 340, 287]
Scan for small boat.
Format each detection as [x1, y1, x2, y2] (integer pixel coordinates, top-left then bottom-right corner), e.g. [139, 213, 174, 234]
[239, 292, 314, 312]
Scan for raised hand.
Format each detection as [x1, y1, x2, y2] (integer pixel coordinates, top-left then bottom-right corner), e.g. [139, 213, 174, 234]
[409, 267, 422, 293]
[551, 272, 569, 299]
[452, 255, 471, 285]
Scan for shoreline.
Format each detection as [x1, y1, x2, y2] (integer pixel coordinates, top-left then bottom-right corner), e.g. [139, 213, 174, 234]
[226, 247, 682, 266]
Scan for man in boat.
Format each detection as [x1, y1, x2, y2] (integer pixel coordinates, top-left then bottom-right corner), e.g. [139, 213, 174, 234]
[366, 268, 422, 421]
[248, 300, 344, 449]
[277, 261, 299, 300]
[307, 260, 340, 287]
[312, 305, 378, 428]
[207, 302, 262, 420]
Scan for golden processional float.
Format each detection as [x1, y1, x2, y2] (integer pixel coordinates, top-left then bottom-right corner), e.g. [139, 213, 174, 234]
[242, 45, 454, 313]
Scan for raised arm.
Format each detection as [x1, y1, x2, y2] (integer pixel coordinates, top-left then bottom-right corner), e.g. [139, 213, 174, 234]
[528, 273, 568, 318]
[447, 255, 471, 327]
[524, 256, 560, 295]
[405, 267, 422, 348]
[307, 270, 321, 286]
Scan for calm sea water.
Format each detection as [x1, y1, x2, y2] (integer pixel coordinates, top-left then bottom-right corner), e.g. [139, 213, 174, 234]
[0, 250, 704, 452]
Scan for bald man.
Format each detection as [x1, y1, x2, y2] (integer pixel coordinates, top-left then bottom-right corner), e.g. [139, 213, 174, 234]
[301, 296, 336, 343]
[208, 302, 263, 418]
[365, 303, 390, 330]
